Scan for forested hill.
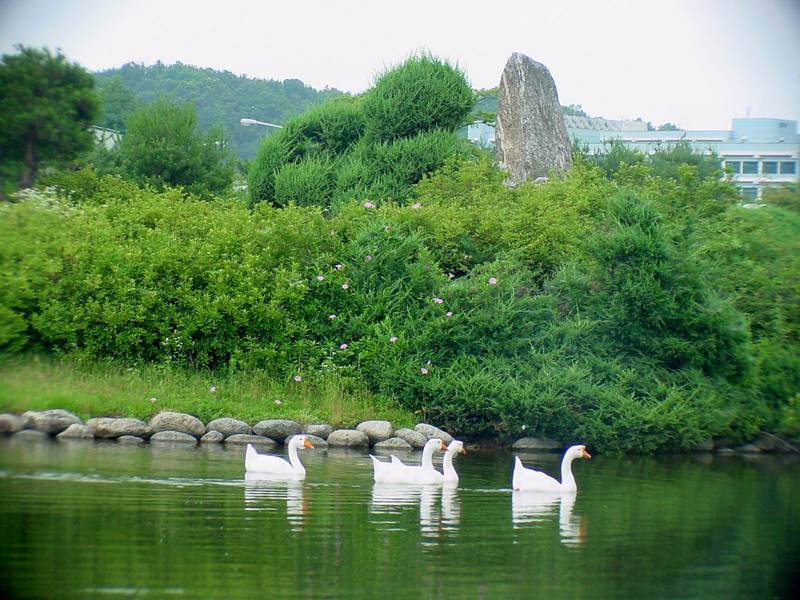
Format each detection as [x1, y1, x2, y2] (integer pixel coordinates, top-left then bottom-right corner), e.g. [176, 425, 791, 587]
[94, 62, 344, 160]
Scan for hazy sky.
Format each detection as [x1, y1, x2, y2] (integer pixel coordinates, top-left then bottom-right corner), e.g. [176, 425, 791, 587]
[1, 0, 798, 130]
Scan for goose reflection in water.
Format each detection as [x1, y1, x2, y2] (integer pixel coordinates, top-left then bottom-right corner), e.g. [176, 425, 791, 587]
[370, 483, 461, 538]
[244, 472, 306, 529]
[511, 491, 585, 545]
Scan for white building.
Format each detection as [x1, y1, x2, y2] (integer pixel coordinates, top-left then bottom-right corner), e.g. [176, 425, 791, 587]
[463, 116, 799, 200]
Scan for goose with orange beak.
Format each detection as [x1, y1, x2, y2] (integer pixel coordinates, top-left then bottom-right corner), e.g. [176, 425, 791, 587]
[245, 435, 315, 479]
[512, 444, 591, 493]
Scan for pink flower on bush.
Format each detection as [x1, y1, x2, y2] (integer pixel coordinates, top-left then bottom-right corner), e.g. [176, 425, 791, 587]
[329, 314, 336, 320]
[274, 399, 283, 405]
[334, 263, 342, 270]
[364, 255, 373, 262]
[293, 375, 302, 382]
[433, 297, 444, 304]
[389, 336, 398, 343]
[363, 202, 374, 209]
[339, 343, 348, 350]
[342, 283, 349, 290]
[488, 277, 497, 285]
[412, 202, 422, 209]
[420, 367, 429, 375]
[446, 311, 453, 318]
[316, 275, 325, 282]
[447, 272, 455, 280]
[209, 386, 217, 393]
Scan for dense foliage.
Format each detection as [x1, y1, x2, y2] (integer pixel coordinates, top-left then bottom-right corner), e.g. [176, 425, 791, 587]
[248, 54, 475, 209]
[2, 148, 797, 450]
[94, 62, 343, 160]
[115, 98, 235, 198]
[0, 45, 99, 191]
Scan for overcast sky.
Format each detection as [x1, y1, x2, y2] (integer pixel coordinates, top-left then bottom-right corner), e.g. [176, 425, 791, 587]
[1, 0, 798, 130]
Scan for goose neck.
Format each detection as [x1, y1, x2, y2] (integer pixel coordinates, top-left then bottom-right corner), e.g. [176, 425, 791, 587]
[443, 450, 458, 481]
[560, 454, 577, 492]
[287, 442, 306, 476]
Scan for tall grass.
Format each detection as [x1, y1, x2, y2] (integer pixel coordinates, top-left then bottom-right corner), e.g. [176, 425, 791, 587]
[0, 355, 415, 427]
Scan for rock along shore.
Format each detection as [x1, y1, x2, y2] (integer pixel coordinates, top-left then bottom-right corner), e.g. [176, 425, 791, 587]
[1, 410, 796, 454]
[0, 411, 462, 451]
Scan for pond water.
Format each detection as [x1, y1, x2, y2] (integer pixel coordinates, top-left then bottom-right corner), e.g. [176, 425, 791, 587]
[0, 439, 798, 599]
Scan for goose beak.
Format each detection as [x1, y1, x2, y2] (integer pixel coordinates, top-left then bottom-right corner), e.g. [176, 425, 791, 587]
[460, 447, 467, 454]
[582, 447, 591, 459]
[304, 438, 314, 449]
[440, 440, 447, 451]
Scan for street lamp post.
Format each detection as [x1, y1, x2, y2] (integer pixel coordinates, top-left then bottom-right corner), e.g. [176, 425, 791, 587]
[240, 118, 283, 129]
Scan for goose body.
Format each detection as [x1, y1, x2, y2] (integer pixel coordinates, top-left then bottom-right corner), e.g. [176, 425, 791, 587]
[370, 438, 446, 484]
[245, 435, 314, 478]
[512, 444, 591, 492]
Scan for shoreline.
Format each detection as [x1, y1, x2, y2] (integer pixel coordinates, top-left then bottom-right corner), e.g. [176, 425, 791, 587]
[2, 409, 798, 456]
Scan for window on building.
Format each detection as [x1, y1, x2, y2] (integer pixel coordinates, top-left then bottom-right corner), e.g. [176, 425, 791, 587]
[780, 161, 797, 175]
[762, 161, 778, 175]
[741, 187, 758, 199]
[742, 161, 758, 174]
[725, 161, 741, 174]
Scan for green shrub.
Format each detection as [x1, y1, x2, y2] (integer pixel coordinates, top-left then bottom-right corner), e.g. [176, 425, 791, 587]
[362, 53, 474, 143]
[273, 156, 336, 208]
[247, 135, 292, 206]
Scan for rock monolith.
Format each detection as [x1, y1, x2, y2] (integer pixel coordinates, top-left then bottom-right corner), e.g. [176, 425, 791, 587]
[496, 53, 571, 184]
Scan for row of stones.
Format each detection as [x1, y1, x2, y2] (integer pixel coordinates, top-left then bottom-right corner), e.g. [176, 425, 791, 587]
[0, 409, 455, 450]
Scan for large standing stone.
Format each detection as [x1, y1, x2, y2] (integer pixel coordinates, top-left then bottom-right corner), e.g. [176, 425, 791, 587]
[356, 420, 394, 445]
[87, 417, 150, 439]
[206, 418, 251, 438]
[252, 419, 301, 443]
[496, 53, 571, 184]
[149, 412, 205, 439]
[327, 429, 369, 448]
[414, 423, 454, 445]
[22, 409, 83, 435]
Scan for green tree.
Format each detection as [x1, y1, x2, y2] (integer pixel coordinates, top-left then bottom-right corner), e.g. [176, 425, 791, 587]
[96, 75, 137, 131]
[118, 98, 234, 197]
[0, 46, 98, 189]
[657, 122, 682, 131]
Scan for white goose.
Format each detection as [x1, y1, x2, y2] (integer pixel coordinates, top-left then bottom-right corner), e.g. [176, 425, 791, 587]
[442, 440, 466, 484]
[370, 438, 446, 484]
[512, 444, 591, 492]
[245, 435, 314, 478]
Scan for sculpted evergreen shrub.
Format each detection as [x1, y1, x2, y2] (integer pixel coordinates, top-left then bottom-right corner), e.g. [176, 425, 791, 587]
[362, 53, 474, 143]
[273, 156, 336, 208]
[249, 53, 473, 208]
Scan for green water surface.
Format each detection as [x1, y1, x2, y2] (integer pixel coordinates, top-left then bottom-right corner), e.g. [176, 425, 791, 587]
[0, 439, 798, 599]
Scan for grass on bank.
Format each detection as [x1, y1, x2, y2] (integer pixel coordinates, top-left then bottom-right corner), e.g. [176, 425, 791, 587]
[0, 355, 416, 428]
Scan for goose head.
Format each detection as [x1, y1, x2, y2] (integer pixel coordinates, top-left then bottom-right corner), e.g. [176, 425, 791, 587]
[566, 444, 591, 460]
[423, 438, 447, 452]
[288, 435, 315, 450]
[447, 440, 466, 455]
